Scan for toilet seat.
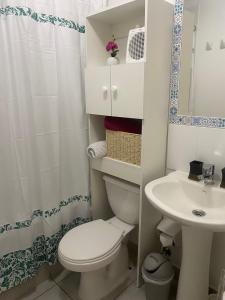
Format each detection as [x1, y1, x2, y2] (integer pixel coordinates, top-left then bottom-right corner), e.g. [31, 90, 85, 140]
[58, 219, 124, 272]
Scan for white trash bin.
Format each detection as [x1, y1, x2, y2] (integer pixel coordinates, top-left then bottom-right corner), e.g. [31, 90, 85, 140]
[142, 253, 174, 300]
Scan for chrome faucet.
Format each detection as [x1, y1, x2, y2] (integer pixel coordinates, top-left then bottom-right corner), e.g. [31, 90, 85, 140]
[202, 164, 215, 185]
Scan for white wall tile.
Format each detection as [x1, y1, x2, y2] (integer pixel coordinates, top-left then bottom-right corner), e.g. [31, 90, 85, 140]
[167, 124, 198, 172]
[167, 124, 225, 176]
[195, 127, 225, 176]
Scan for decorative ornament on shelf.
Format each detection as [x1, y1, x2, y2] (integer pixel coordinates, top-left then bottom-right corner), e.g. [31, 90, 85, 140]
[106, 35, 119, 65]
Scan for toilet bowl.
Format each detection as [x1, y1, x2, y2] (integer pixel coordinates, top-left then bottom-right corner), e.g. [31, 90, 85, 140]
[58, 175, 140, 300]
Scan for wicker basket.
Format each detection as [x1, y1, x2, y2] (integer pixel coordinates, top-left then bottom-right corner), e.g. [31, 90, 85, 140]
[106, 130, 141, 165]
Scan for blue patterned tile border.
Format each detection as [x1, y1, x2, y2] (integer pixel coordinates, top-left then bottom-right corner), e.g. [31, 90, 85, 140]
[170, 0, 225, 128]
[0, 6, 85, 33]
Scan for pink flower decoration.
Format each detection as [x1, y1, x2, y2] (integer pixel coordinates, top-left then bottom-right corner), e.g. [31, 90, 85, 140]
[106, 41, 113, 51]
[106, 41, 118, 51]
[106, 36, 119, 57]
[113, 42, 118, 49]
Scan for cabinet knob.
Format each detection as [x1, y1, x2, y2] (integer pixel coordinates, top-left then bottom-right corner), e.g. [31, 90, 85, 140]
[111, 85, 118, 99]
[102, 86, 108, 99]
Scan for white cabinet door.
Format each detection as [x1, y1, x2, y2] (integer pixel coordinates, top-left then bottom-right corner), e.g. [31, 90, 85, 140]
[85, 67, 111, 116]
[111, 63, 144, 119]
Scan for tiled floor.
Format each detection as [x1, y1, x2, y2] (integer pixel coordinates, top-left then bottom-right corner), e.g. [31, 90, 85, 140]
[116, 282, 146, 300]
[116, 281, 177, 300]
[34, 285, 71, 300]
[19, 271, 177, 300]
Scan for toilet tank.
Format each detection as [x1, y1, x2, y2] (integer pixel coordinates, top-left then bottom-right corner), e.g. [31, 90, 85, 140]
[103, 175, 140, 225]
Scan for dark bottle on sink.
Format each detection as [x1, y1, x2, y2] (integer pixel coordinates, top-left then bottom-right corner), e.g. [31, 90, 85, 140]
[220, 168, 225, 188]
[188, 160, 203, 182]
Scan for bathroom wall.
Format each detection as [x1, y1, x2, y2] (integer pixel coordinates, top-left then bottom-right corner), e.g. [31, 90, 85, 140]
[167, 123, 225, 289]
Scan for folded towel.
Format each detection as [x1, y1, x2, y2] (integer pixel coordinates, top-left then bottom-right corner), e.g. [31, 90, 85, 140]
[104, 116, 142, 134]
[87, 141, 107, 159]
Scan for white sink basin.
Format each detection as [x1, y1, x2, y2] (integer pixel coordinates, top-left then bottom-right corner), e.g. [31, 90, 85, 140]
[145, 171, 225, 231]
[145, 171, 225, 300]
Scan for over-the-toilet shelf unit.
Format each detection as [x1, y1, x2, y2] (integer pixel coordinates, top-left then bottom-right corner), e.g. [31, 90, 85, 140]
[85, 0, 173, 285]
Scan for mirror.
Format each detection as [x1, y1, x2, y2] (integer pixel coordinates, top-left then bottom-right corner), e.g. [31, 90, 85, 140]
[178, 0, 225, 118]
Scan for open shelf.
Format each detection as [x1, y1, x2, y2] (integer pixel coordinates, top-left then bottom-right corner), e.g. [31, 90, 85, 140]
[91, 157, 142, 185]
[87, 0, 145, 25]
[86, 0, 145, 66]
[86, 0, 174, 287]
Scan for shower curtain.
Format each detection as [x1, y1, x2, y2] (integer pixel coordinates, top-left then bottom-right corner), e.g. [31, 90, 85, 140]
[0, 0, 105, 293]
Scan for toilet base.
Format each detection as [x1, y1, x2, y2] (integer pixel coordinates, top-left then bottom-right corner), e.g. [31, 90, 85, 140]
[78, 243, 130, 300]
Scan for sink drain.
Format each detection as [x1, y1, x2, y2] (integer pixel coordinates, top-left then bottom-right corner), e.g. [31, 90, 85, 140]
[192, 209, 206, 217]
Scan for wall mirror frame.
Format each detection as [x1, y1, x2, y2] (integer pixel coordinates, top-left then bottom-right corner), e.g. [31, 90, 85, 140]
[169, 0, 225, 128]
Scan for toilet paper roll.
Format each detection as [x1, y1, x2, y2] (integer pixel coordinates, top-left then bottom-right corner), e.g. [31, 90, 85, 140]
[157, 217, 181, 237]
[160, 233, 174, 247]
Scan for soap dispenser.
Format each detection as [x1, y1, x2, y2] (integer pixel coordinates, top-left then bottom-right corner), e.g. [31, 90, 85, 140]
[220, 168, 225, 188]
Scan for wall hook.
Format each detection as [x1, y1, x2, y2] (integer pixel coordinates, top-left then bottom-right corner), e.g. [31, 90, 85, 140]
[206, 42, 213, 51]
[220, 40, 225, 50]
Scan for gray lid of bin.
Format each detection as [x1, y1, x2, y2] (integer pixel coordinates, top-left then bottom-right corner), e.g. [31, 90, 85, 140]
[142, 253, 174, 282]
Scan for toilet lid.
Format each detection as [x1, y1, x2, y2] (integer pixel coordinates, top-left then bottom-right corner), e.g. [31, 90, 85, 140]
[58, 219, 124, 263]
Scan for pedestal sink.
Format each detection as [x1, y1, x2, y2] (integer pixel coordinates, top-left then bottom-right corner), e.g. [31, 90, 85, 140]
[145, 171, 225, 300]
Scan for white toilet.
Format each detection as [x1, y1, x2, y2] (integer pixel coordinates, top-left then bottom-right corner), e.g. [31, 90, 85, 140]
[58, 175, 140, 300]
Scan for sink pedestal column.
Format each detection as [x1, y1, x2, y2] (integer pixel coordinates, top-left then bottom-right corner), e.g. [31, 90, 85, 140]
[177, 226, 213, 300]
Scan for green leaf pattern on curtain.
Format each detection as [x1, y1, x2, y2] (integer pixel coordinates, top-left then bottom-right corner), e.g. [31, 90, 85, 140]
[0, 3, 89, 294]
[0, 195, 90, 235]
[0, 216, 91, 292]
[0, 6, 85, 33]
